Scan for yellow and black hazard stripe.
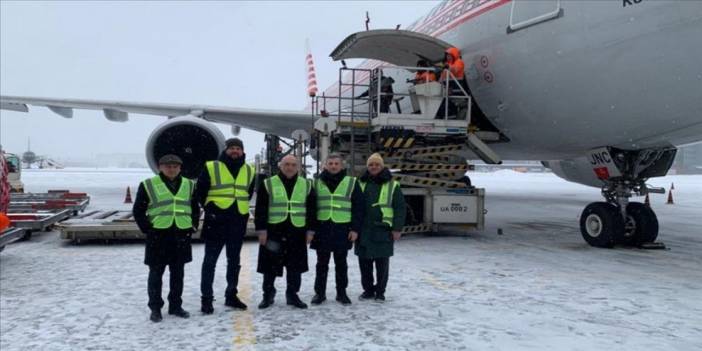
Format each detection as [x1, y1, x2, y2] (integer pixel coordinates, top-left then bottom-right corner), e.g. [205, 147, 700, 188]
[379, 128, 416, 150]
[386, 163, 470, 172]
[380, 136, 416, 149]
[381, 144, 466, 158]
[416, 155, 456, 163]
[401, 224, 433, 234]
[411, 171, 465, 180]
[391, 173, 467, 189]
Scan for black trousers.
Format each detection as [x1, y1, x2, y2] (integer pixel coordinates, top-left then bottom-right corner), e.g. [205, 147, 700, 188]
[200, 234, 244, 299]
[262, 270, 301, 297]
[358, 257, 389, 295]
[148, 263, 184, 310]
[314, 250, 348, 296]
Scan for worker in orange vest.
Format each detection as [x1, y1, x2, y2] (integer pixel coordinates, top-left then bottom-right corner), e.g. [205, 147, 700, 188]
[413, 60, 437, 84]
[440, 47, 466, 82]
[437, 47, 469, 119]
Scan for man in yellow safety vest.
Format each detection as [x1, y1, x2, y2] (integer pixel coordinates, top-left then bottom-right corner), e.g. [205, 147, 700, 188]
[194, 138, 256, 314]
[309, 153, 364, 306]
[133, 154, 200, 322]
[254, 155, 316, 309]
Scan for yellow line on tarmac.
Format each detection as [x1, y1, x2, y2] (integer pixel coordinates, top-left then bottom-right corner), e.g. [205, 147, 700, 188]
[232, 243, 256, 349]
[422, 272, 453, 291]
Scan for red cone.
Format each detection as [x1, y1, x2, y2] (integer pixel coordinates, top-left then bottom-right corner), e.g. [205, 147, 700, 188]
[644, 193, 650, 207]
[124, 186, 133, 204]
[666, 188, 674, 205]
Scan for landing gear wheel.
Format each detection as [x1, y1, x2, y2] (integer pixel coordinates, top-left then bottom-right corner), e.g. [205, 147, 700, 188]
[580, 202, 624, 248]
[622, 202, 659, 246]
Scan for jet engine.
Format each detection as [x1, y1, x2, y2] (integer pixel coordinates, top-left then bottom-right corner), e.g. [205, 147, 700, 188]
[145, 116, 225, 179]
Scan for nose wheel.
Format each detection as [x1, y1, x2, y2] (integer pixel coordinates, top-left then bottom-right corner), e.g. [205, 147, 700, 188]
[579, 201, 659, 248]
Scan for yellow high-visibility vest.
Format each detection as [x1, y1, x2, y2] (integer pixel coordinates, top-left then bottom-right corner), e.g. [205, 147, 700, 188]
[315, 176, 355, 223]
[143, 176, 193, 230]
[359, 180, 399, 227]
[265, 175, 310, 227]
[205, 161, 254, 215]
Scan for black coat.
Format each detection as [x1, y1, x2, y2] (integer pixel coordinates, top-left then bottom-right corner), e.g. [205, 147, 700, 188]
[254, 173, 316, 276]
[193, 152, 255, 240]
[310, 169, 365, 252]
[133, 173, 200, 266]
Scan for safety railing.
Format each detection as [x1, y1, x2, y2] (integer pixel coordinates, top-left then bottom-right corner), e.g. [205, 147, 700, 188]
[310, 65, 473, 175]
[312, 65, 471, 121]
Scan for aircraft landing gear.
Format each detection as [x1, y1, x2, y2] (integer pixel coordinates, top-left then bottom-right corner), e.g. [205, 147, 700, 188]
[580, 178, 661, 248]
[579, 147, 675, 248]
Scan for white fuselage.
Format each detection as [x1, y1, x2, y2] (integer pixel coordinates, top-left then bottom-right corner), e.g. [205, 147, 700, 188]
[326, 0, 702, 160]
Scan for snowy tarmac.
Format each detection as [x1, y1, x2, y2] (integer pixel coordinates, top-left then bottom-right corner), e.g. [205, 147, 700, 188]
[1, 169, 701, 351]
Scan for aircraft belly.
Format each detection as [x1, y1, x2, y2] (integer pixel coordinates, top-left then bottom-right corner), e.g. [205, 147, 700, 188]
[451, 0, 702, 159]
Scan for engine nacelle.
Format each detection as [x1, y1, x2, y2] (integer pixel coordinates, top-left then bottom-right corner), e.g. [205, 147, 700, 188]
[145, 116, 225, 179]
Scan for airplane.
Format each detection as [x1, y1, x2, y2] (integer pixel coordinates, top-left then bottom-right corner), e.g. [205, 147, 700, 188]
[2, 0, 701, 249]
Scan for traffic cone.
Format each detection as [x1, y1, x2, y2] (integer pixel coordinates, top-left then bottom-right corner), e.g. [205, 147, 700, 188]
[644, 193, 650, 207]
[666, 187, 674, 205]
[124, 186, 133, 204]
[670, 182, 675, 190]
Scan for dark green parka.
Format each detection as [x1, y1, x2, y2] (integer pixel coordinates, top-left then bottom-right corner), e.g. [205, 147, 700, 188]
[354, 168, 406, 259]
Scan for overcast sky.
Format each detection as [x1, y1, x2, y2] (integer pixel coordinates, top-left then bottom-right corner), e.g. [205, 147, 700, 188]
[0, 1, 437, 163]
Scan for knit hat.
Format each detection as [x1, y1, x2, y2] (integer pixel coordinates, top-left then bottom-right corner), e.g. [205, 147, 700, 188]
[225, 138, 244, 150]
[366, 153, 384, 167]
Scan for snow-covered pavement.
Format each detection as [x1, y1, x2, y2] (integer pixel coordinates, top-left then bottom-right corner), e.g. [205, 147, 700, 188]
[1, 169, 701, 350]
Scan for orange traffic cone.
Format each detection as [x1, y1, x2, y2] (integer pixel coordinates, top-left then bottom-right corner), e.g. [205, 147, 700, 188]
[124, 186, 133, 204]
[644, 193, 650, 207]
[666, 187, 674, 205]
[670, 182, 675, 190]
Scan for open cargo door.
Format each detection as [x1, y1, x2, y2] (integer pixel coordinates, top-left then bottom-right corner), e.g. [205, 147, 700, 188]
[330, 29, 452, 66]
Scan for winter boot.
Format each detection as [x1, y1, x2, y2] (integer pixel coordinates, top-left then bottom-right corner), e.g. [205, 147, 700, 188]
[201, 297, 214, 315]
[168, 306, 190, 318]
[359, 290, 375, 300]
[336, 291, 352, 305]
[374, 293, 386, 302]
[258, 294, 275, 309]
[225, 295, 248, 310]
[311, 294, 326, 305]
[286, 294, 308, 309]
[150, 309, 162, 323]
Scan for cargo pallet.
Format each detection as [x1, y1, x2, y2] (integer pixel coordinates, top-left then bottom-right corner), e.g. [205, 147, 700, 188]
[5, 190, 91, 242]
[59, 210, 256, 243]
[9, 190, 90, 216]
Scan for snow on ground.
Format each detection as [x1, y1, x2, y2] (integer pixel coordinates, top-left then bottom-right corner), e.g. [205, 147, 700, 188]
[1, 169, 701, 351]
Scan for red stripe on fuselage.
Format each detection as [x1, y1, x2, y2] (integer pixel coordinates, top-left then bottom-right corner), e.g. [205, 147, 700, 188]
[323, 0, 512, 98]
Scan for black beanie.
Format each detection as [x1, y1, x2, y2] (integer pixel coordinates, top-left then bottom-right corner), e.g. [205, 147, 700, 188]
[225, 138, 244, 150]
